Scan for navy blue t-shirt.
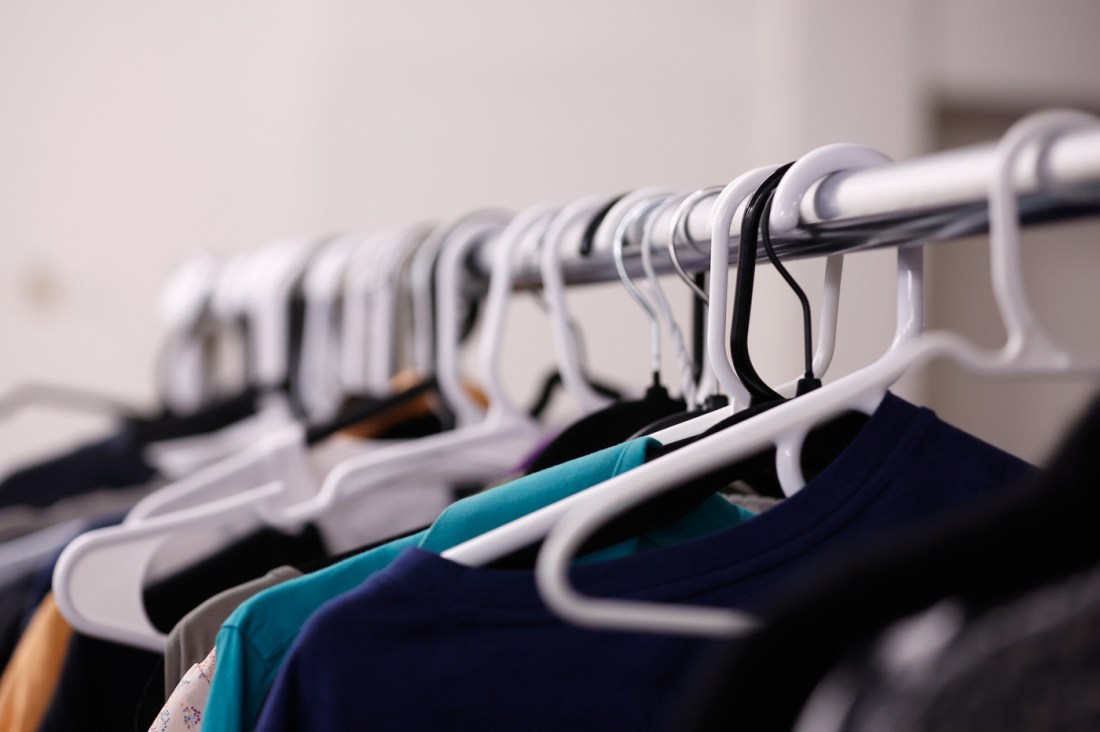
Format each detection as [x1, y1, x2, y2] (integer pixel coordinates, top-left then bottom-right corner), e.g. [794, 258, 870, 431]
[0, 426, 154, 510]
[254, 394, 1032, 731]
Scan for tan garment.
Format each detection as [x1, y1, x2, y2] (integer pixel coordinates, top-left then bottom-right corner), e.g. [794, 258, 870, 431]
[340, 369, 488, 439]
[0, 593, 73, 732]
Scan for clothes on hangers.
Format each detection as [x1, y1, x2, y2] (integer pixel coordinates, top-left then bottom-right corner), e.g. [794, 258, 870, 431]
[523, 385, 684, 473]
[202, 437, 753, 732]
[39, 522, 329, 732]
[0, 387, 264, 514]
[0, 425, 155, 510]
[144, 524, 432, 731]
[250, 394, 1028, 731]
[2, 115, 1097, 732]
[163, 567, 301, 695]
[673, 389, 1100, 732]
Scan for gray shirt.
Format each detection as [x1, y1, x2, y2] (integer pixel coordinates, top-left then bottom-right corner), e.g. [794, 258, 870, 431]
[164, 565, 302, 695]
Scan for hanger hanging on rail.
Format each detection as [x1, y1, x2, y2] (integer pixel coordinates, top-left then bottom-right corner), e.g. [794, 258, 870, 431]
[674, 145, 893, 496]
[535, 194, 625, 414]
[522, 189, 686, 473]
[523, 108, 1100, 639]
[668, 186, 724, 408]
[49, 206, 542, 651]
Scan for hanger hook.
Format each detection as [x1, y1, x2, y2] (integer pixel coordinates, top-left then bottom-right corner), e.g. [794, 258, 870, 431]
[989, 109, 1100, 369]
[728, 163, 795, 405]
[668, 187, 724, 304]
[640, 193, 699, 409]
[613, 196, 673, 388]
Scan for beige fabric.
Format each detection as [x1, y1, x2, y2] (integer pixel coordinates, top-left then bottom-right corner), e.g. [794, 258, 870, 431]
[151, 647, 216, 731]
[0, 593, 73, 732]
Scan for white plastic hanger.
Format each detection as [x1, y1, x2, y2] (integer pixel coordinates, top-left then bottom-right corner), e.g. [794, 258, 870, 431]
[340, 230, 395, 395]
[339, 226, 430, 396]
[761, 144, 893, 493]
[539, 196, 620, 412]
[645, 146, 883, 447]
[612, 196, 677, 393]
[520, 109, 1100, 637]
[440, 111, 1099, 638]
[53, 219, 513, 650]
[245, 238, 321, 393]
[638, 193, 702, 409]
[667, 187, 723, 407]
[274, 205, 557, 527]
[157, 253, 220, 415]
[143, 249, 299, 479]
[433, 214, 511, 427]
[53, 220, 498, 650]
[297, 232, 363, 422]
[364, 225, 431, 394]
[639, 169, 782, 444]
[54, 480, 287, 650]
[407, 211, 510, 378]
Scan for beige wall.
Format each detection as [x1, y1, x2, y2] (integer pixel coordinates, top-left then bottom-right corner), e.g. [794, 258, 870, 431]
[0, 0, 1098, 472]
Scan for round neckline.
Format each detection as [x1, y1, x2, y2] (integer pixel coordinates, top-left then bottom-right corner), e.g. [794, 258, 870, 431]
[376, 394, 935, 618]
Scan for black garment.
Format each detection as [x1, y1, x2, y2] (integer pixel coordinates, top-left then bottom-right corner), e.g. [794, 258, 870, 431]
[129, 387, 259, 444]
[39, 524, 327, 732]
[675, 389, 1100, 732]
[835, 570, 1100, 732]
[526, 385, 684, 473]
[143, 525, 326, 634]
[294, 523, 429, 574]
[0, 388, 267, 512]
[0, 426, 154, 510]
[0, 573, 35, 674]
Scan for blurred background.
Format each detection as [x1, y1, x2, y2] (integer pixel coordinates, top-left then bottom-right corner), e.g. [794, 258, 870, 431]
[2, 0, 1099, 473]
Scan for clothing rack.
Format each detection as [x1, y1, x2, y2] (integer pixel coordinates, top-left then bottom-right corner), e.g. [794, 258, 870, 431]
[472, 127, 1100, 290]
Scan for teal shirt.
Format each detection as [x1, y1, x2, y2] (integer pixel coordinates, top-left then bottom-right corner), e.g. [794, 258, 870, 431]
[204, 438, 753, 731]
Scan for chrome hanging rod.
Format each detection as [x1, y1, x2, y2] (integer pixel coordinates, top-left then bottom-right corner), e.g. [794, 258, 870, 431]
[469, 126, 1100, 290]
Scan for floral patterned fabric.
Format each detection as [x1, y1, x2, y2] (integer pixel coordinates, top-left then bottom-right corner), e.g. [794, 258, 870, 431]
[150, 647, 215, 731]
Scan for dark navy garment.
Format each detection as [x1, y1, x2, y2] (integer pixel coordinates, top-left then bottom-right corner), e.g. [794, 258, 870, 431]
[254, 394, 1033, 731]
[0, 426, 154, 510]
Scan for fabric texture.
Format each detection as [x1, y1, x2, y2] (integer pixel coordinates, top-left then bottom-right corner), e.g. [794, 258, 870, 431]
[38, 524, 328, 732]
[842, 564, 1100, 732]
[165, 566, 301, 695]
[0, 484, 154, 544]
[149, 648, 216, 732]
[0, 573, 36, 675]
[205, 437, 751, 732]
[252, 394, 1030, 731]
[524, 385, 683, 473]
[0, 593, 72, 732]
[671, 391, 1100, 732]
[0, 425, 155, 509]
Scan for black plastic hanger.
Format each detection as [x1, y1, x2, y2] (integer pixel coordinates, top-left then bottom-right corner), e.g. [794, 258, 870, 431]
[729, 162, 820, 405]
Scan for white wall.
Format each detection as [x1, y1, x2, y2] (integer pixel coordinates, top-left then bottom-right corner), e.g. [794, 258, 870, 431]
[1, 0, 1098, 472]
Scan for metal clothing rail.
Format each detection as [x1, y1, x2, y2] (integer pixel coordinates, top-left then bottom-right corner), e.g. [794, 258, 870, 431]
[471, 127, 1100, 290]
